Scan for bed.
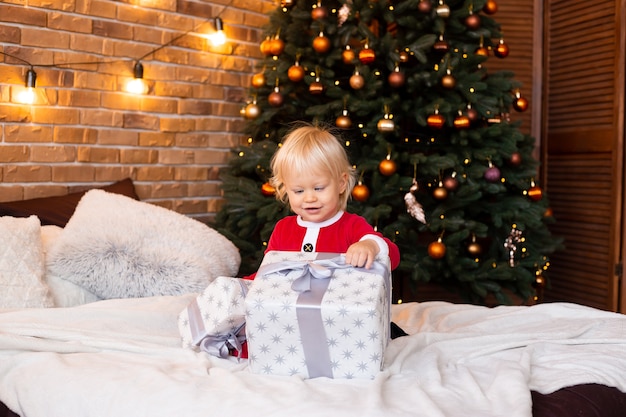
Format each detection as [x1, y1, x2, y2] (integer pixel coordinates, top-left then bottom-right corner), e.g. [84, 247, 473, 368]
[1, 180, 625, 417]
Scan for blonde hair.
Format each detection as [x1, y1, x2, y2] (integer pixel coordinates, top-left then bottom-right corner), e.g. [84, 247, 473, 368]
[270, 124, 356, 210]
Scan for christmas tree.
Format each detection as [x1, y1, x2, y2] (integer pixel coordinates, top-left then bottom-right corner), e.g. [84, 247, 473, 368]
[216, 0, 562, 305]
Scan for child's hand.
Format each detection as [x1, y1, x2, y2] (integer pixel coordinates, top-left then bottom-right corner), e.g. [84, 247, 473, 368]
[345, 240, 380, 269]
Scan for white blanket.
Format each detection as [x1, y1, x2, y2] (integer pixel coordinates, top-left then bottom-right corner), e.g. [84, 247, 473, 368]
[0, 296, 625, 417]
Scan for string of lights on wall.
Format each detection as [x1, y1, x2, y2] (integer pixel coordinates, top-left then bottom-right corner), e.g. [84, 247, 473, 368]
[1, 5, 232, 104]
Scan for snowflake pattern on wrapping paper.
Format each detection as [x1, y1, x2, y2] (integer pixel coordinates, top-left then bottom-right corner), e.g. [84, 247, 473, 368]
[245, 251, 391, 379]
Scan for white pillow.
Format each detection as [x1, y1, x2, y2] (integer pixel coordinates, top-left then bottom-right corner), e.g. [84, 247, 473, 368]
[0, 216, 54, 308]
[41, 225, 101, 307]
[46, 190, 241, 299]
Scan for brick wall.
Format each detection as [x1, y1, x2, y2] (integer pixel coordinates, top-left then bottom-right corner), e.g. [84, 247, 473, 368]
[0, 0, 272, 223]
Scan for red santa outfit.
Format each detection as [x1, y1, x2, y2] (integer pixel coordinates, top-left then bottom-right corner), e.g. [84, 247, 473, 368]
[247, 210, 400, 279]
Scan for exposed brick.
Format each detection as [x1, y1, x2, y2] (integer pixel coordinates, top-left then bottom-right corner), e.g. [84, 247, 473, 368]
[136, 166, 175, 181]
[175, 133, 210, 148]
[30, 145, 76, 162]
[160, 117, 195, 133]
[193, 149, 230, 164]
[92, 20, 133, 40]
[70, 33, 106, 54]
[123, 112, 160, 130]
[158, 149, 197, 164]
[188, 181, 221, 196]
[149, 181, 188, 198]
[0, 185, 24, 202]
[0, 145, 29, 162]
[22, 27, 71, 49]
[174, 166, 208, 180]
[139, 131, 175, 147]
[27, 0, 75, 12]
[52, 165, 96, 182]
[77, 146, 120, 163]
[120, 148, 158, 164]
[0, 5, 47, 26]
[3, 164, 52, 182]
[172, 198, 207, 214]
[0, 24, 21, 43]
[116, 4, 159, 26]
[31, 107, 80, 124]
[48, 12, 92, 33]
[79, 109, 125, 127]
[5, 124, 55, 143]
[53, 126, 98, 144]
[57, 89, 101, 107]
[77, 0, 117, 19]
[94, 167, 137, 182]
[98, 128, 139, 146]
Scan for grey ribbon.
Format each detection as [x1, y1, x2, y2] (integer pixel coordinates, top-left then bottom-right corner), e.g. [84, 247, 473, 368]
[199, 322, 246, 359]
[186, 278, 250, 358]
[258, 254, 391, 378]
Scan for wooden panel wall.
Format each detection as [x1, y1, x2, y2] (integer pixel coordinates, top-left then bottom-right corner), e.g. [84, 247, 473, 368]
[543, 0, 624, 311]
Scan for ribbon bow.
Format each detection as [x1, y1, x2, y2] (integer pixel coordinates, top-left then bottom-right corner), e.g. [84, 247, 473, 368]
[198, 322, 246, 359]
[258, 256, 355, 292]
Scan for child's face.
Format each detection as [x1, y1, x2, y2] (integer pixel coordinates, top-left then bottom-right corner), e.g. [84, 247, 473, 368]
[283, 169, 348, 223]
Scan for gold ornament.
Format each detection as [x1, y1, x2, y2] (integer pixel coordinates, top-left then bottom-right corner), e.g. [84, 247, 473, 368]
[309, 77, 324, 95]
[349, 71, 365, 89]
[436, 1, 450, 18]
[432, 181, 448, 200]
[441, 70, 456, 89]
[244, 101, 260, 119]
[466, 235, 482, 256]
[377, 115, 395, 133]
[427, 109, 445, 128]
[342, 45, 356, 64]
[335, 109, 352, 129]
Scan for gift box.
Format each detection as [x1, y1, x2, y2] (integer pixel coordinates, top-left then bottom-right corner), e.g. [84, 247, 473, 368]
[178, 276, 252, 358]
[245, 251, 391, 379]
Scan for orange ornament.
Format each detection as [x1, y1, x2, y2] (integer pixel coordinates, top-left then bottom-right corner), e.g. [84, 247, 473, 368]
[378, 158, 397, 176]
[261, 182, 275, 196]
[513, 96, 529, 112]
[313, 34, 331, 53]
[269, 37, 285, 56]
[287, 64, 305, 82]
[251, 72, 266, 88]
[494, 40, 509, 58]
[342, 46, 356, 64]
[428, 239, 446, 259]
[483, 0, 498, 14]
[351, 183, 370, 202]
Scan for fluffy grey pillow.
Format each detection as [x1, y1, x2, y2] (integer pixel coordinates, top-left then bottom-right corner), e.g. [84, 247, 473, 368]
[46, 190, 241, 299]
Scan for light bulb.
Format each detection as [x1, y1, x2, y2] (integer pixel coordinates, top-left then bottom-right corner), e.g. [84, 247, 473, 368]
[126, 61, 147, 94]
[207, 17, 226, 46]
[17, 68, 37, 104]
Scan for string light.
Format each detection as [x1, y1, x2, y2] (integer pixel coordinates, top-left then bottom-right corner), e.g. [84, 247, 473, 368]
[17, 68, 37, 104]
[206, 17, 226, 46]
[126, 61, 148, 94]
[1, 0, 235, 98]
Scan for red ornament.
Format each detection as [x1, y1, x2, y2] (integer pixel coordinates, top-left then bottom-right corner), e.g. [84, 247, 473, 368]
[528, 185, 543, 201]
[427, 111, 445, 129]
[509, 151, 522, 166]
[388, 68, 405, 88]
[359, 47, 376, 64]
[465, 13, 481, 30]
[453, 114, 470, 129]
[494, 40, 509, 58]
[311, 4, 328, 20]
[483, 0, 498, 14]
[418, 0, 432, 13]
[513, 96, 529, 112]
[268, 88, 283, 107]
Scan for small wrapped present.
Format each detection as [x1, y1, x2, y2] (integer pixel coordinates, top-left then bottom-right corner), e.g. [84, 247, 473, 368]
[178, 276, 252, 358]
[245, 251, 391, 379]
